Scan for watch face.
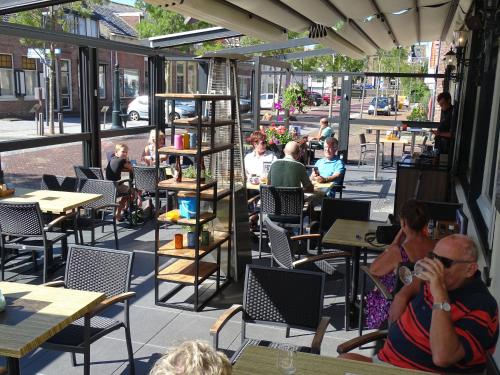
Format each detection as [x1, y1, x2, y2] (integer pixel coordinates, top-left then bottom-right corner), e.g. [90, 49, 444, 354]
[442, 302, 451, 312]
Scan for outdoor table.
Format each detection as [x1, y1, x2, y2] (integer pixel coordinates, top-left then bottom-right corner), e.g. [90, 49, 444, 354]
[0, 281, 105, 375]
[232, 345, 432, 374]
[381, 138, 408, 168]
[1, 189, 102, 214]
[322, 219, 385, 328]
[246, 181, 331, 194]
[364, 126, 392, 180]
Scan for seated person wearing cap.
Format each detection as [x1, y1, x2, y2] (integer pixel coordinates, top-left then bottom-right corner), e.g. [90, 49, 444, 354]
[310, 137, 345, 198]
[341, 234, 499, 374]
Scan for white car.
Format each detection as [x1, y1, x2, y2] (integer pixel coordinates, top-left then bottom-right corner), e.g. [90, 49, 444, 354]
[127, 95, 196, 121]
[260, 93, 277, 109]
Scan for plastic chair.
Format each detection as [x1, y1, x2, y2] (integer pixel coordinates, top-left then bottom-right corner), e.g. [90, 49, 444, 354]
[358, 133, 384, 166]
[0, 202, 71, 283]
[42, 245, 135, 375]
[210, 265, 330, 361]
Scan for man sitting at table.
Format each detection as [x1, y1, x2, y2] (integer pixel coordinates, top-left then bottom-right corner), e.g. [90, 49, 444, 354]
[341, 234, 498, 374]
[310, 137, 345, 198]
[268, 141, 313, 193]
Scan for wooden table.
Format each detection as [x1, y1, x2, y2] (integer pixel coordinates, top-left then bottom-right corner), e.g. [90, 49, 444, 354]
[0, 281, 105, 375]
[233, 346, 432, 375]
[246, 181, 331, 193]
[381, 138, 408, 168]
[1, 189, 102, 214]
[322, 219, 385, 328]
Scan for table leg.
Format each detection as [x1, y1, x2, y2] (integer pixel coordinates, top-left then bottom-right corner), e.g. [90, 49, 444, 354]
[349, 248, 360, 329]
[391, 142, 395, 166]
[373, 130, 380, 180]
[83, 313, 91, 375]
[410, 132, 417, 155]
[7, 358, 20, 375]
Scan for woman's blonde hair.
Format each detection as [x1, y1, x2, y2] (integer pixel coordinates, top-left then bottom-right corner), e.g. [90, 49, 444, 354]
[149, 340, 232, 375]
[148, 129, 165, 143]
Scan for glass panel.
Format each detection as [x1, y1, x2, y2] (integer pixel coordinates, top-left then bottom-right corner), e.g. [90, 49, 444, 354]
[0, 54, 12, 69]
[22, 56, 36, 70]
[187, 62, 196, 93]
[25, 70, 37, 97]
[123, 68, 139, 97]
[99, 64, 106, 99]
[0, 69, 14, 96]
[176, 62, 184, 93]
[101, 133, 149, 168]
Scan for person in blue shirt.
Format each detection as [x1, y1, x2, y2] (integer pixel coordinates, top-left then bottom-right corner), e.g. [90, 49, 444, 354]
[310, 137, 345, 197]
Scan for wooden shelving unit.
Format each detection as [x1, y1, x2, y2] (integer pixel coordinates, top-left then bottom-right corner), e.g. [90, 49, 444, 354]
[154, 93, 235, 311]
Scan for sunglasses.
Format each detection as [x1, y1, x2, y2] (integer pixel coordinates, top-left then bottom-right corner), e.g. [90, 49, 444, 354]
[428, 252, 474, 268]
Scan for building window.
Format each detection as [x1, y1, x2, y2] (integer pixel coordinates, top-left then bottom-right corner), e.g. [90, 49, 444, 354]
[187, 62, 196, 93]
[60, 59, 71, 109]
[0, 53, 14, 97]
[75, 16, 98, 37]
[176, 62, 184, 93]
[98, 64, 106, 99]
[123, 68, 139, 98]
[22, 56, 37, 97]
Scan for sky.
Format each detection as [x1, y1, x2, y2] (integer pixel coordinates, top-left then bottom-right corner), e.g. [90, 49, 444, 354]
[113, 0, 136, 6]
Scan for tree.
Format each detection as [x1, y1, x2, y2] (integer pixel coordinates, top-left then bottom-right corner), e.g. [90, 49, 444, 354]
[10, 1, 100, 134]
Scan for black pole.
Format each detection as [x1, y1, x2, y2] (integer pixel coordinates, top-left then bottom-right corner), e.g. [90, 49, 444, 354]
[111, 63, 123, 129]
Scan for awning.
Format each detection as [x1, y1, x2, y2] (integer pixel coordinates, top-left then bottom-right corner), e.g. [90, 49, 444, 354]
[145, 0, 474, 57]
[0, 0, 76, 15]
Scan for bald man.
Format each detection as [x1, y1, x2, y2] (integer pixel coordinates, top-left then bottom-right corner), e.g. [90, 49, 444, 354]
[268, 141, 313, 193]
[341, 234, 498, 374]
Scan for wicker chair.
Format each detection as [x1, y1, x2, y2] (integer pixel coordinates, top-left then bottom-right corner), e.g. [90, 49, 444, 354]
[42, 245, 135, 375]
[258, 185, 304, 258]
[265, 216, 351, 330]
[210, 265, 330, 362]
[0, 202, 71, 283]
[74, 166, 104, 180]
[133, 166, 169, 212]
[76, 179, 119, 249]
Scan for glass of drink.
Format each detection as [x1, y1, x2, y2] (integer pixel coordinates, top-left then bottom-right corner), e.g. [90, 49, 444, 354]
[276, 347, 296, 374]
[399, 259, 429, 285]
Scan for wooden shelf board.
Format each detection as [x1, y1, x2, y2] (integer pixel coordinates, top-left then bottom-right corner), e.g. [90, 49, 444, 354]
[158, 211, 215, 225]
[158, 178, 216, 191]
[158, 232, 230, 259]
[177, 188, 230, 201]
[156, 93, 233, 101]
[174, 117, 233, 127]
[157, 259, 218, 284]
[158, 143, 233, 156]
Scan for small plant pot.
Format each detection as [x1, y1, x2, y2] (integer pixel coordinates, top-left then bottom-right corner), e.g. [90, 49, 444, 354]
[186, 231, 197, 248]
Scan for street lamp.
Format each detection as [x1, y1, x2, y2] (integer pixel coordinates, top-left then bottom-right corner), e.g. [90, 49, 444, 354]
[111, 64, 123, 129]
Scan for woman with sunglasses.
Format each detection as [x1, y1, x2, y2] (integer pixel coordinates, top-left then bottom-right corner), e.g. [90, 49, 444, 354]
[244, 131, 276, 184]
[364, 199, 436, 329]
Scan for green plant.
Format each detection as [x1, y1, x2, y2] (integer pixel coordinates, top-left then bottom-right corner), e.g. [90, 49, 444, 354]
[265, 125, 295, 146]
[282, 83, 307, 113]
[182, 165, 211, 179]
[407, 104, 428, 121]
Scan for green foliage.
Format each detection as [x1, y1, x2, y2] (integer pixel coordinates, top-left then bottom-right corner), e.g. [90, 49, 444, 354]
[407, 104, 428, 121]
[291, 51, 365, 72]
[182, 165, 211, 179]
[282, 83, 307, 113]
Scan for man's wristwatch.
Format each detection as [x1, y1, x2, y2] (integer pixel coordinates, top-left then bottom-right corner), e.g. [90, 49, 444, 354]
[432, 301, 451, 312]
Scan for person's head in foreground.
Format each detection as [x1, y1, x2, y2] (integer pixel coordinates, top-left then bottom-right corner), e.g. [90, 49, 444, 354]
[437, 91, 452, 111]
[114, 143, 129, 159]
[399, 199, 429, 236]
[248, 131, 267, 156]
[323, 137, 338, 160]
[149, 340, 232, 375]
[284, 141, 300, 160]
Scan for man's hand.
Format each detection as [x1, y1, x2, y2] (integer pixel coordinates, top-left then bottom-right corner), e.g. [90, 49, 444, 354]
[418, 257, 448, 303]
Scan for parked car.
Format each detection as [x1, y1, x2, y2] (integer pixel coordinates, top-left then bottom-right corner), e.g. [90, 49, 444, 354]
[260, 93, 277, 109]
[322, 92, 342, 105]
[368, 97, 395, 116]
[306, 91, 323, 106]
[127, 96, 195, 121]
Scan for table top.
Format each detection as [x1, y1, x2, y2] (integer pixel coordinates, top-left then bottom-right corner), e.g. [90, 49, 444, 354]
[232, 346, 432, 375]
[322, 219, 385, 251]
[0, 281, 105, 358]
[1, 189, 102, 214]
[382, 138, 408, 144]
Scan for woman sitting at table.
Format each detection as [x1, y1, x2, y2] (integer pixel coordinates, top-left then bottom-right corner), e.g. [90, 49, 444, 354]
[141, 129, 167, 166]
[364, 199, 435, 329]
[244, 131, 276, 183]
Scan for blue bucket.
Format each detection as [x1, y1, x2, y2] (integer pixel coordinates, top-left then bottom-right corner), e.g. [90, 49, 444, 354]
[179, 197, 197, 219]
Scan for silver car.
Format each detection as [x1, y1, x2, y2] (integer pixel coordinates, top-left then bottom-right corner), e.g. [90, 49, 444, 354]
[127, 95, 196, 121]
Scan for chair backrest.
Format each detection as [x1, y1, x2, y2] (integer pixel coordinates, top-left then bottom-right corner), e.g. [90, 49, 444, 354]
[320, 198, 371, 234]
[243, 265, 325, 331]
[134, 166, 166, 192]
[264, 217, 294, 269]
[358, 133, 367, 145]
[78, 178, 117, 209]
[41, 174, 78, 192]
[74, 165, 104, 180]
[260, 185, 304, 217]
[64, 245, 134, 298]
[417, 200, 462, 222]
[0, 202, 44, 237]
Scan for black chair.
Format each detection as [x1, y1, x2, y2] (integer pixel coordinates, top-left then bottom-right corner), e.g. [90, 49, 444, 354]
[76, 179, 119, 249]
[42, 245, 135, 374]
[210, 265, 330, 362]
[41, 174, 79, 192]
[258, 185, 305, 258]
[74, 166, 104, 180]
[0, 202, 71, 283]
[133, 166, 169, 212]
[265, 216, 351, 329]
